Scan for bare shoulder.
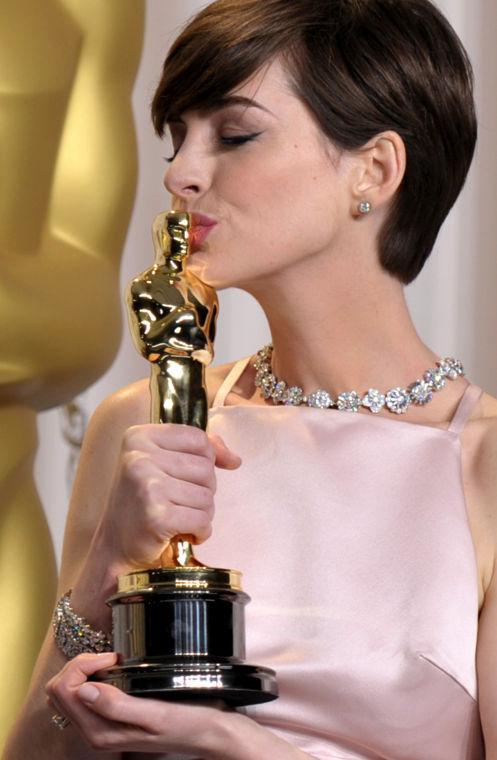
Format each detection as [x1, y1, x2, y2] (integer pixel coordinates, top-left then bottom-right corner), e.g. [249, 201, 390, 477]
[463, 388, 497, 451]
[476, 388, 497, 422]
[473, 392, 497, 750]
[91, 376, 150, 430]
[87, 357, 245, 439]
[460, 389, 497, 605]
[468, 390, 497, 534]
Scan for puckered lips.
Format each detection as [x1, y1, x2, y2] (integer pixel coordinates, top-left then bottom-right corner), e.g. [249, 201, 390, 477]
[190, 212, 218, 252]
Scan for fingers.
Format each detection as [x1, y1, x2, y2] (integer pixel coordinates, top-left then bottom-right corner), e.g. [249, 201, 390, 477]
[210, 434, 242, 470]
[147, 502, 213, 543]
[75, 680, 226, 750]
[103, 423, 241, 567]
[123, 424, 241, 471]
[47, 652, 118, 696]
[154, 450, 217, 490]
[46, 654, 232, 755]
[129, 465, 215, 532]
[46, 652, 118, 726]
[156, 474, 215, 511]
[47, 654, 148, 752]
[77, 682, 159, 732]
[124, 423, 216, 459]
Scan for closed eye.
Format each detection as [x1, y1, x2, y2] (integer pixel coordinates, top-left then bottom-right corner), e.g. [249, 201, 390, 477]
[164, 132, 262, 163]
[219, 132, 262, 146]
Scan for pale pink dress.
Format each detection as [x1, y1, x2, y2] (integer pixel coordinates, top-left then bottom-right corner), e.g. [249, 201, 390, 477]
[196, 356, 485, 760]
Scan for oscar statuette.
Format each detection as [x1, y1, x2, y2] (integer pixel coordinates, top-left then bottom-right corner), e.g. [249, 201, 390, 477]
[94, 211, 278, 706]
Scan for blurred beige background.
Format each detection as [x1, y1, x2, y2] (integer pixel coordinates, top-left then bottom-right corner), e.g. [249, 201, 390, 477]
[35, 0, 497, 563]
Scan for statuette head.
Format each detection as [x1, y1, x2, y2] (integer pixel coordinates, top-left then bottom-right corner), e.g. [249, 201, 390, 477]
[153, 211, 191, 262]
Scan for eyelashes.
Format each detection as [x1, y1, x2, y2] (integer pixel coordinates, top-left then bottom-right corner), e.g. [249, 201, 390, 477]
[164, 132, 262, 163]
[164, 152, 178, 164]
[219, 132, 262, 146]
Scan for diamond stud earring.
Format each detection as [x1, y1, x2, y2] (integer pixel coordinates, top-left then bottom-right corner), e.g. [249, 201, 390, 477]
[358, 201, 372, 215]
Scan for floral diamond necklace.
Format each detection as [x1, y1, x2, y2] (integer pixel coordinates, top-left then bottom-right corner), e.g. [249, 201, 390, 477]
[253, 345, 465, 415]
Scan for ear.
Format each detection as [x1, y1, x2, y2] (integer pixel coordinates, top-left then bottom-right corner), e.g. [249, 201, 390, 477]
[351, 131, 406, 216]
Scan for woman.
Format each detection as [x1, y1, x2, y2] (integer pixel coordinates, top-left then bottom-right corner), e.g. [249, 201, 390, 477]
[6, 0, 497, 758]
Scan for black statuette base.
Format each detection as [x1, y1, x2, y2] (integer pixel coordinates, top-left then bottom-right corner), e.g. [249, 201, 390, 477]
[95, 661, 277, 706]
[93, 571, 278, 706]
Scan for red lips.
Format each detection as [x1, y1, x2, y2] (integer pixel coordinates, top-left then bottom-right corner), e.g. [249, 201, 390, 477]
[190, 212, 218, 252]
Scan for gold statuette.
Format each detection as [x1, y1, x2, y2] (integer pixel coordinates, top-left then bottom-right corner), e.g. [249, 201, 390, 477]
[127, 211, 218, 429]
[126, 211, 218, 568]
[94, 212, 277, 706]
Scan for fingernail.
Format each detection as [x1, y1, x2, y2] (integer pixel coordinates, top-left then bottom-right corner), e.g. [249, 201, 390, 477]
[78, 684, 100, 703]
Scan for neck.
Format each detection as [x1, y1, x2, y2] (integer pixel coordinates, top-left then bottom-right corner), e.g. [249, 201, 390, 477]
[163, 255, 185, 276]
[248, 249, 440, 398]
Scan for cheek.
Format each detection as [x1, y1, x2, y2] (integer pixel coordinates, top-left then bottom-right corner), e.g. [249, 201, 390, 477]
[251, 157, 342, 253]
[258, 145, 342, 215]
[203, 146, 345, 283]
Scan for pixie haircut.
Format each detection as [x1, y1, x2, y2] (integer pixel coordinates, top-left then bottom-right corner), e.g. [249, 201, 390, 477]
[152, 0, 477, 285]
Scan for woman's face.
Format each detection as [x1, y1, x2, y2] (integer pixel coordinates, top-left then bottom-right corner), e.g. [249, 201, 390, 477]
[164, 57, 355, 291]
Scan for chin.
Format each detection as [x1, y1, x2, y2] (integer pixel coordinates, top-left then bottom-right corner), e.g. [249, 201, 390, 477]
[188, 248, 261, 291]
[186, 251, 226, 287]
[187, 261, 225, 289]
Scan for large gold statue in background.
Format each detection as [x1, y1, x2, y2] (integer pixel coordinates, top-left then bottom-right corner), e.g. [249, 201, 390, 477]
[0, 0, 144, 747]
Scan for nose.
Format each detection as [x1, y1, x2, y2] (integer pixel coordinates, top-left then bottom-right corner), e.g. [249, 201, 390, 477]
[163, 150, 211, 202]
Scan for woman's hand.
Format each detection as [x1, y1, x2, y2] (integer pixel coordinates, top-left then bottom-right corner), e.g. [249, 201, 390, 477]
[46, 652, 228, 757]
[94, 424, 241, 572]
[46, 653, 311, 759]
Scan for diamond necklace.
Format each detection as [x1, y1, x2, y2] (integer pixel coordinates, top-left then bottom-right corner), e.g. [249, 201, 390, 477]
[253, 345, 465, 415]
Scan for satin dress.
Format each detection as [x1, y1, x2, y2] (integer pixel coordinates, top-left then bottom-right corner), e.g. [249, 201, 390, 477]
[192, 357, 485, 760]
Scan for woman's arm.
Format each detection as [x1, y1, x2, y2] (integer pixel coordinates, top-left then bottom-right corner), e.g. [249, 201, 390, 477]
[4, 379, 239, 759]
[478, 574, 497, 759]
[6, 363, 315, 759]
[475, 419, 497, 758]
[3, 384, 146, 760]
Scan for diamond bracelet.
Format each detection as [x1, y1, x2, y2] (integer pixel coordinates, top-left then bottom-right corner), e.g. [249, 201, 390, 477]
[253, 345, 464, 415]
[52, 591, 112, 660]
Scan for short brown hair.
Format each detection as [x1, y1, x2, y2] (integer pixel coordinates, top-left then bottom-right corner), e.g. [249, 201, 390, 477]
[152, 0, 477, 285]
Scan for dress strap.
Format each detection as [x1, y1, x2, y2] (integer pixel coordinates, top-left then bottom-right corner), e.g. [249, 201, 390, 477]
[212, 355, 253, 408]
[447, 382, 483, 434]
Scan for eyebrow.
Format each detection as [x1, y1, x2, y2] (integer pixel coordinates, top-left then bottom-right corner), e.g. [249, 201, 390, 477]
[208, 95, 273, 114]
[167, 95, 274, 123]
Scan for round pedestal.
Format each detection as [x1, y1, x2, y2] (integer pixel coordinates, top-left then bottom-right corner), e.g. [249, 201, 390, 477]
[93, 567, 278, 706]
[95, 661, 277, 706]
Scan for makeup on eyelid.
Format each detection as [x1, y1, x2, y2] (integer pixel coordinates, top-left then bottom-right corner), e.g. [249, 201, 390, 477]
[164, 130, 263, 163]
[163, 58, 350, 291]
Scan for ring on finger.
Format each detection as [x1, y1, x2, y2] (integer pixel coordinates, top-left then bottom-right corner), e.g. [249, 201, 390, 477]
[51, 713, 71, 730]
